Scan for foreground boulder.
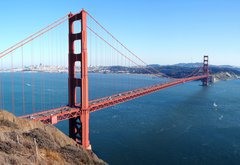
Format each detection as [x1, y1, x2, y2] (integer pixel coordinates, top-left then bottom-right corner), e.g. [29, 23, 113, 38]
[0, 110, 106, 165]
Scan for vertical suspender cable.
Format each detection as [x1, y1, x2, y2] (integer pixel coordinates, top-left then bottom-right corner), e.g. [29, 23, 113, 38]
[47, 31, 50, 108]
[42, 34, 45, 110]
[11, 53, 15, 113]
[31, 42, 35, 113]
[0, 59, 3, 110]
[21, 46, 25, 114]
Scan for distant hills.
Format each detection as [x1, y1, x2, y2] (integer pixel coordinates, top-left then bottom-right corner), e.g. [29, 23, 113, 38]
[102, 63, 240, 79]
[149, 63, 240, 69]
[146, 63, 240, 78]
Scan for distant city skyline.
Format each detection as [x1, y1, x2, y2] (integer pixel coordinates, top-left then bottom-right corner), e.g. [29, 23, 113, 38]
[1, 0, 240, 66]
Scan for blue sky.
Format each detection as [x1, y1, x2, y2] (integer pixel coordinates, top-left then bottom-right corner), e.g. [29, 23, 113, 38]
[1, 0, 240, 66]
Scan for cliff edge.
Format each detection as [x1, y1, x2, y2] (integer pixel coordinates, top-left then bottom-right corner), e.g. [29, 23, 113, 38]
[0, 110, 106, 165]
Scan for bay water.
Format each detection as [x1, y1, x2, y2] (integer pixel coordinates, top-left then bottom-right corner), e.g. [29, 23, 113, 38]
[1, 73, 240, 164]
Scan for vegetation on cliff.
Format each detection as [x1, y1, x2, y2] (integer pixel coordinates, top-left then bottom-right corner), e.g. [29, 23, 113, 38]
[0, 110, 106, 165]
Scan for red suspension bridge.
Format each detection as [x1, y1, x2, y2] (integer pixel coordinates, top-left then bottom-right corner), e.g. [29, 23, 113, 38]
[0, 9, 210, 150]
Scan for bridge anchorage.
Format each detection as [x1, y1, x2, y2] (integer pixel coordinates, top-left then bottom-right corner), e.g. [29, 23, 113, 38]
[10, 9, 211, 150]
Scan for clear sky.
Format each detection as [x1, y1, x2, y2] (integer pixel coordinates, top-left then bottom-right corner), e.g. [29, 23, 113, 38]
[1, 0, 240, 66]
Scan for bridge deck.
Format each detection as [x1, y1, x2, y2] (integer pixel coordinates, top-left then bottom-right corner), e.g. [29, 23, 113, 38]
[20, 75, 208, 124]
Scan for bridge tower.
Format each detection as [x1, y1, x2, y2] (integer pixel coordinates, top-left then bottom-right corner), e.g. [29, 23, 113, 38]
[202, 55, 209, 86]
[68, 10, 91, 149]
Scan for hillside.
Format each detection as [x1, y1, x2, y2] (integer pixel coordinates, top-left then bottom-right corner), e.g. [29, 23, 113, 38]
[213, 72, 240, 81]
[98, 65, 240, 80]
[0, 110, 106, 165]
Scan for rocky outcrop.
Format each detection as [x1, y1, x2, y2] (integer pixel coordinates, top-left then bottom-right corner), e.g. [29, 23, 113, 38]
[213, 72, 240, 82]
[0, 110, 106, 165]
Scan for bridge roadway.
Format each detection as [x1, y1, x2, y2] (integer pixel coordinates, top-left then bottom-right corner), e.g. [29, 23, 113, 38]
[20, 75, 208, 124]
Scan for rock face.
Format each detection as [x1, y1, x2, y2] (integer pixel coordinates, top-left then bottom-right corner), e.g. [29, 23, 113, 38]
[0, 110, 106, 165]
[213, 72, 240, 82]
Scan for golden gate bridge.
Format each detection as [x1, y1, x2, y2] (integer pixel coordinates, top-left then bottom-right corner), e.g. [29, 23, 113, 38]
[0, 9, 209, 150]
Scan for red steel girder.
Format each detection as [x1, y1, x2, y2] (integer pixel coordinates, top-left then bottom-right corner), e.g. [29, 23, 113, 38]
[68, 9, 90, 149]
[20, 75, 208, 124]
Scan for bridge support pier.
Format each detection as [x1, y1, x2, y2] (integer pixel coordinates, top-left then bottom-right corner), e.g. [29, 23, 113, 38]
[69, 111, 91, 150]
[202, 55, 209, 86]
[68, 9, 91, 149]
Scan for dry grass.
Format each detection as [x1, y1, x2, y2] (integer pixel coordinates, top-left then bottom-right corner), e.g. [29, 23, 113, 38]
[40, 149, 65, 164]
[0, 110, 106, 165]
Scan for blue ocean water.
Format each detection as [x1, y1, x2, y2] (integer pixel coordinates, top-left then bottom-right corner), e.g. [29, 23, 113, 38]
[1, 73, 240, 164]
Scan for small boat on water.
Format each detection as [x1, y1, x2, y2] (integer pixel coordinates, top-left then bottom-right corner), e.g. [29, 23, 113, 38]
[213, 102, 217, 107]
[25, 83, 31, 87]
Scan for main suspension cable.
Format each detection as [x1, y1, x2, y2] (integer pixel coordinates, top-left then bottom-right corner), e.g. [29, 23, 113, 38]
[87, 12, 173, 79]
[88, 26, 166, 79]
